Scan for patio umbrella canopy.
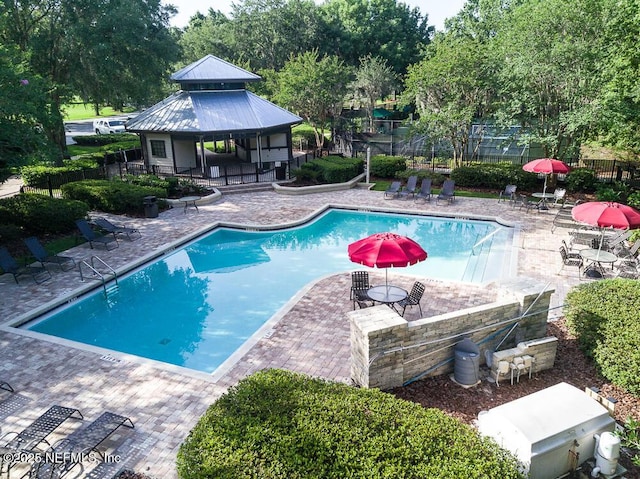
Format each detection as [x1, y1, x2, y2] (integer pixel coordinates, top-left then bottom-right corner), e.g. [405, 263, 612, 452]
[571, 201, 640, 230]
[522, 158, 570, 196]
[348, 232, 428, 287]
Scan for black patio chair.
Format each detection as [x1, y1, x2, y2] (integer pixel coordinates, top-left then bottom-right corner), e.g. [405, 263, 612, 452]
[399, 175, 418, 199]
[24, 237, 76, 272]
[498, 184, 517, 204]
[395, 281, 425, 317]
[350, 271, 374, 310]
[0, 246, 52, 284]
[559, 245, 583, 278]
[75, 219, 118, 250]
[414, 178, 432, 202]
[436, 180, 455, 204]
[384, 181, 402, 199]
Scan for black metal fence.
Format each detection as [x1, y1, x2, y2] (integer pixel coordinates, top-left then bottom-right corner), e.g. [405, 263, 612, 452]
[21, 168, 106, 198]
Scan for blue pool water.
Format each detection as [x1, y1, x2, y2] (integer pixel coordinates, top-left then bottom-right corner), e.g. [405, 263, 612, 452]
[25, 209, 513, 373]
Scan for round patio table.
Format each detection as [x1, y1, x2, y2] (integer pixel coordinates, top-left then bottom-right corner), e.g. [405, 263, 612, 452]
[367, 285, 408, 306]
[178, 196, 200, 214]
[580, 248, 617, 278]
[532, 192, 555, 210]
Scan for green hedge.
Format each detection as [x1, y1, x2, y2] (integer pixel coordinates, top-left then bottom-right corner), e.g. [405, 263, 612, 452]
[21, 161, 102, 187]
[565, 168, 598, 193]
[61, 179, 167, 215]
[396, 169, 447, 187]
[564, 279, 640, 395]
[297, 156, 364, 184]
[177, 369, 524, 479]
[0, 194, 89, 235]
[450, 163, 539, 191]
[369, 155, 407, 178]
[71, 133, 137, 146]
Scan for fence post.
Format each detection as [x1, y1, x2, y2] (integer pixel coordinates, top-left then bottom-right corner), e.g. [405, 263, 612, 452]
[611, 160, 617, 184]
[47, 174, 53, 198]
[255, 164, 259, 183]
[224, 165, 229, 186]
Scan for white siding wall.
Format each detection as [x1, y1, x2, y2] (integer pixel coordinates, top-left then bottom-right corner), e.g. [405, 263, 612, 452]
[173, 140, 197, 170]
[146, 134, 173, 168]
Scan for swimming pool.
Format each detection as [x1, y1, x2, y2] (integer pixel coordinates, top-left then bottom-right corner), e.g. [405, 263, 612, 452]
[22, 208, 514, 374]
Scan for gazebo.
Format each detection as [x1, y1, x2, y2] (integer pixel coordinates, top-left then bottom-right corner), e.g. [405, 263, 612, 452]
[125, 55, 302, 177]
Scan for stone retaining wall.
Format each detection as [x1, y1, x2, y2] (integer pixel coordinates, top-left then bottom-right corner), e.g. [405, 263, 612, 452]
[348, 278, 555, 390]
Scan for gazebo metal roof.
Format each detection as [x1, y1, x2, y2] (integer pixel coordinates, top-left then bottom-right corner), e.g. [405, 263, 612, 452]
[125, 90, 302, 135]
[170, 54, 262, 84]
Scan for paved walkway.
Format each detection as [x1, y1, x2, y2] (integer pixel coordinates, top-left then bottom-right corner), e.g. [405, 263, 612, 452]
[0, 189, 583, 477]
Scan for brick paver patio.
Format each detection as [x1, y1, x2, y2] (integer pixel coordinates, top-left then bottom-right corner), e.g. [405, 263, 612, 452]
[0, 188, 582, 477]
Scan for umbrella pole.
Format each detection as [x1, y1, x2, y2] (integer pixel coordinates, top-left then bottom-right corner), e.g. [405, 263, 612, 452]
[542, 175, 548, 196]
[385, 269, 389, 293]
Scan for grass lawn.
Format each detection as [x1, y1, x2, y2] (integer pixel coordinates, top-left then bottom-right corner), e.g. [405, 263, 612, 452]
[63, 101, 135, 121]
[371, 180, 499, 199]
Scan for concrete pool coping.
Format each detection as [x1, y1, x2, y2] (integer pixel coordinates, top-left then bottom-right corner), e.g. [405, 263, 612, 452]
[0, 190, 581, 478]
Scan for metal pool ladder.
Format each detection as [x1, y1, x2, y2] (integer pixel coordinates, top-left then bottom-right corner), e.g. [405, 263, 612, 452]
[79, 256, 119, 297]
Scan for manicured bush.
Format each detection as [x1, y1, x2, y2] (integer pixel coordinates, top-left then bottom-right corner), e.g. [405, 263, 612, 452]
[369, 155, 407, 178]
[177, 369, 524, 479]
[296, 156, 363, 184]
[564, 279, 640, 395]
[450, 163, 538, 191]
[21, 160, 102, 187]
[565, 168, 598, 193]
[61, 179, 166, 215]
[627, 191, 640, 210]
[71, 133, 137, 146]
[0, 194, 89, 235]
[396, 169, 447, 186]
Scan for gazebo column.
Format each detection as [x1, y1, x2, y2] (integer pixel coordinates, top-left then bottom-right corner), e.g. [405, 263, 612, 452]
[256, 132, 263, 169]
[199, 136, 206, 177]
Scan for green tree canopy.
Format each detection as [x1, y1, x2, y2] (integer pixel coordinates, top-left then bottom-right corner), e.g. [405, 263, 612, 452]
[320, 0, 432, 74]
[275, 50, 352, 149]
[349, 55, 397, 132]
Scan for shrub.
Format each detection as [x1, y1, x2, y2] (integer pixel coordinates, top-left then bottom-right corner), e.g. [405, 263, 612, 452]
[71, 133, 137, 146]
[61, 179, 166, 215]
[396, 169, 447, 186]
[565, 168, 598, 193]
[177, 369, 524, 479]
[627, 191, 640, 210]
[21, 161, 102, 187]
[296, 156, 363, 184]
[0, 194, 89, 235]
[369, 155, 407, 178]
[564, 279, 640, 395]
[450, 163, 538, 191]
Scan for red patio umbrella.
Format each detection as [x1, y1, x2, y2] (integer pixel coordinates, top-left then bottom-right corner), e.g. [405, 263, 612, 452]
[522, 158, 570, 196]
[348, 232, 427, 288]
[571, 201, 640, 230]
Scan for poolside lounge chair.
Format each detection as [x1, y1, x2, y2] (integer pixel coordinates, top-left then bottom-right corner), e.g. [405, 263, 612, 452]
[93, 218, 141, 241]
[552, 188, 566, 207]
[384, 181, 402, 199]
[436, 180, 455, 204]
[498, 185, 517, 204]
[75, 219, 118, 250]
[24, 237, 76, 272]
[414, 179, 432, 201]
[350, 271, 374, 310]
[0, 381, 13, 393]
[616, 239, 640, 265]
[2, 405, 83, 452]
[399, 175, 418, 199]
[29, 411, 134, 478]
[395, 281, 425, 317]
[0, 247, 52, 284]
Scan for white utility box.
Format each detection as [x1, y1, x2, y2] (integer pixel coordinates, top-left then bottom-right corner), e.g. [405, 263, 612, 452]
[477, 382, 615, 479]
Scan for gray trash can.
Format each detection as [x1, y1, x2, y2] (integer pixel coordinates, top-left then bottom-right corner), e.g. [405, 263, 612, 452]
[143, 195, 158, 218]
[454, 338, 480, 386]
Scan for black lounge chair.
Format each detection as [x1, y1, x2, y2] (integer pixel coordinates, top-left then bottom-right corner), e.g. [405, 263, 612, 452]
[350, 271, 374, 310]
[436, 180, 455, 204]
[399, 175, 418, 199]
[2, 405, 83, 453]
[498, 184, 517, 204]
[29, 411, 134, 478]
[415, 179, 432, 201]
[384, 181, 402, 198]
[93, 218, 141, 241]
[0, 247, 52, 284]
[395, 281, 425, 317]
[24, 237, 76, 272]
[75, 219, 118, 250]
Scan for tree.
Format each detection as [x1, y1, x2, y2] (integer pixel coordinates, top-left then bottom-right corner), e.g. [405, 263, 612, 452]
[229, 0, 325, 71]
[349, 55, 397, 132]
[179, 9, 235, 64]
[319, 0, 432, 74]
[597, 0, 640, 160]
[402, 34, 494, 165]
[0, 0, 179, 159]
[0, 45, 58, 180]
[274, 50, 352, 149]
[492, 0, 604, 159]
